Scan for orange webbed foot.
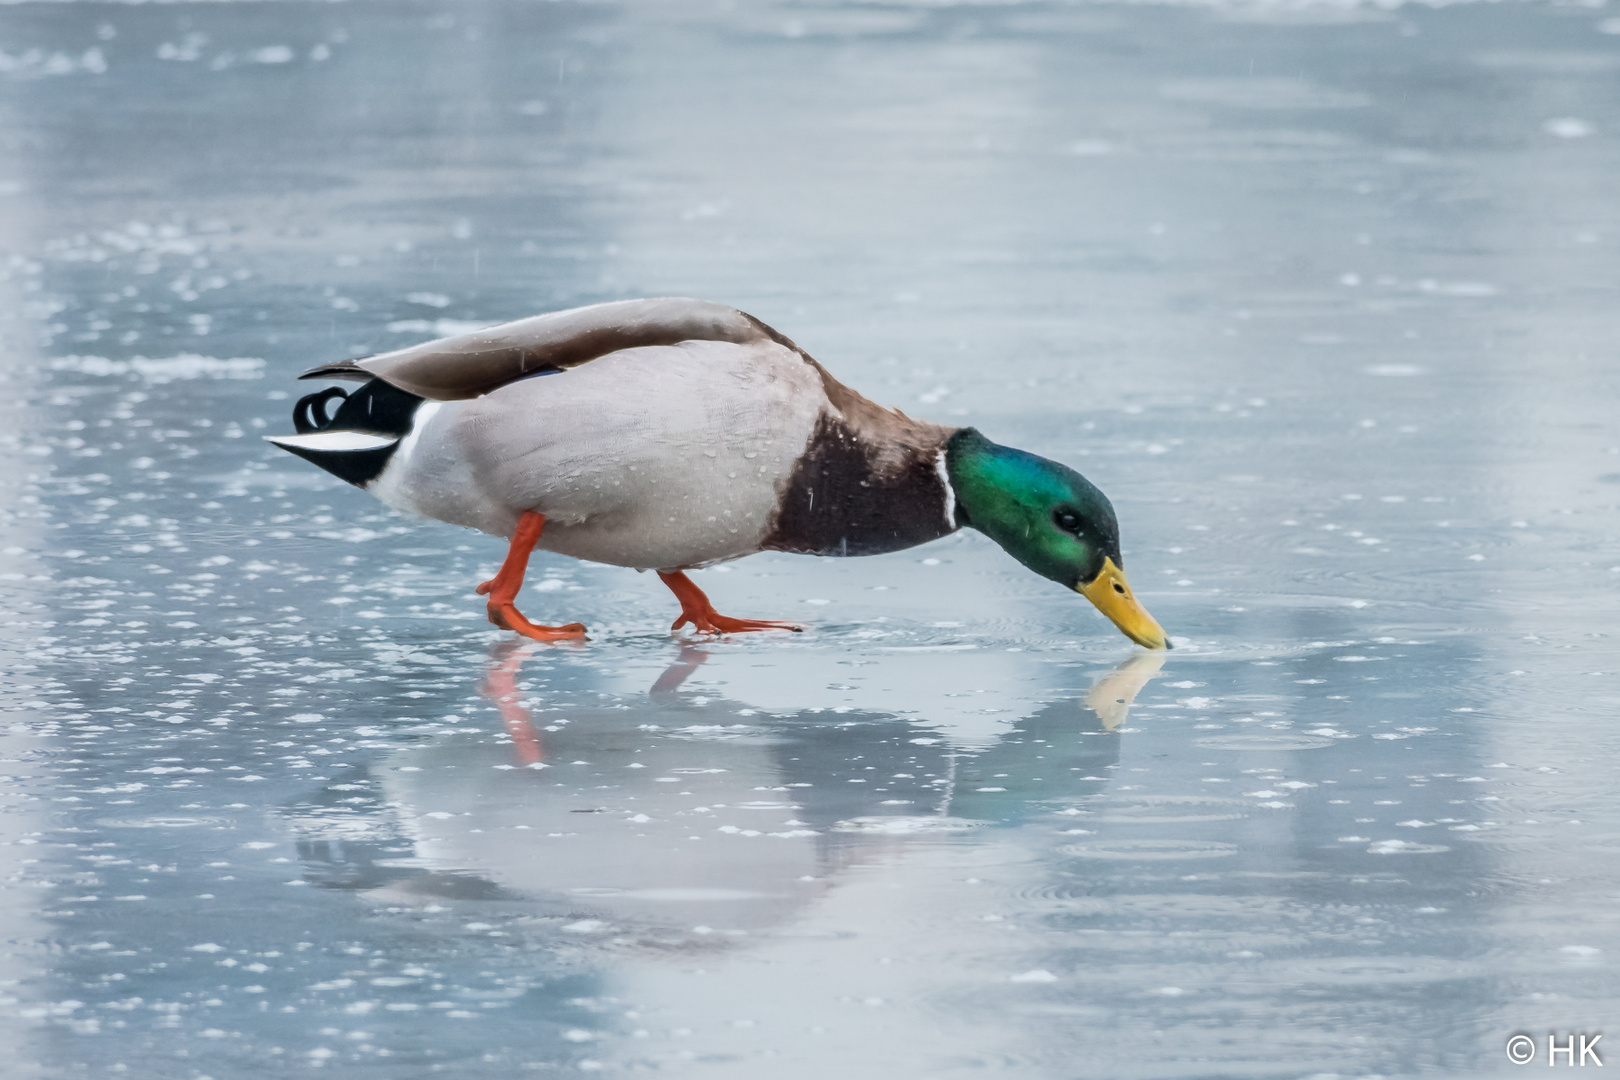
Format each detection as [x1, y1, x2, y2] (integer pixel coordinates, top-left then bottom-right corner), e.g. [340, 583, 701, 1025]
[487, 601, 587, 641]
[670, 611, 804, 634]
[659, 570, 804, 635]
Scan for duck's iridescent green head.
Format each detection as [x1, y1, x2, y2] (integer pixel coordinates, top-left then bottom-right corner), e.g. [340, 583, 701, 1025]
[944, 428, 1168, 649]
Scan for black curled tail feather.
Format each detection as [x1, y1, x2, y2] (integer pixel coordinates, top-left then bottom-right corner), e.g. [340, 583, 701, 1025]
[294, 378, 423, 439]
[275, 377, 427, 489]
[294, 387, 349, 433]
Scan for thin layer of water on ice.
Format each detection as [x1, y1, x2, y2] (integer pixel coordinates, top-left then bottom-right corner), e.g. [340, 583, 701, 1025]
[1, 1, 1618, 1076]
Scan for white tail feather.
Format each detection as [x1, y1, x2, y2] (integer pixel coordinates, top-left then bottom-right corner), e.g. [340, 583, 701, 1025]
[264, 430, 400, 453]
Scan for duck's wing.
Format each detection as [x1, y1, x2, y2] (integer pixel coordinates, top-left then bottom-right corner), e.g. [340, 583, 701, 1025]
[300, 297, 800, 401]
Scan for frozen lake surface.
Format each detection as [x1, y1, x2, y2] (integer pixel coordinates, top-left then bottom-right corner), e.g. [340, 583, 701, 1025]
[1, 1, 1618, 1076]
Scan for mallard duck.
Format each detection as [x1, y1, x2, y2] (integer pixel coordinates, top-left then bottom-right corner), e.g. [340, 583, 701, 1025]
[267, 298, 1167, 648]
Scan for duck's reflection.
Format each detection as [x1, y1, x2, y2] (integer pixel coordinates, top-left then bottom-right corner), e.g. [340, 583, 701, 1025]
[481, 639, 547, 766]
[1085, 649, 1168, 730]
[289, 645, 1163, 937]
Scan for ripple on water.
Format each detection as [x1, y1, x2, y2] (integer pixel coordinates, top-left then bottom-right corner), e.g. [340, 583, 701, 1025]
[1089, 795, 1249, 824]
[1058, 839, 1239, 860]
[97, 816, 230, 829]
[571, 887, 777, 902]
[1264, 955, 1482, 987]
[659, 725, 760, 742]
[1194, 733, 1335, 751]
[1366, 839, 1450, 855]
[832, 816, 988, 834]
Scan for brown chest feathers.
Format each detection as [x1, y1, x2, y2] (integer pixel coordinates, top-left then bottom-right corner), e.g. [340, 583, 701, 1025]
[764, 363, 959, 557]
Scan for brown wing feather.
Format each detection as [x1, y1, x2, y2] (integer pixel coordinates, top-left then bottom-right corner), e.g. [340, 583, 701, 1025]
[298, 297, 777, 401]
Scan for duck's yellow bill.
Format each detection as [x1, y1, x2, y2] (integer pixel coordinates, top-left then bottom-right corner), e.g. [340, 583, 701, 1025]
[1078, 557, 1169, 650]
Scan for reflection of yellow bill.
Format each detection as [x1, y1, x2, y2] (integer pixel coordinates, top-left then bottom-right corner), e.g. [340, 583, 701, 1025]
[1085, 650, 1169, 730]
[1078, 557, 1169, 650]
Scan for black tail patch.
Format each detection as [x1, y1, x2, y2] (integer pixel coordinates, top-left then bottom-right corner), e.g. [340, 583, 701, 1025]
[276, 378, 426, 488]
[294, 379, 423, 439]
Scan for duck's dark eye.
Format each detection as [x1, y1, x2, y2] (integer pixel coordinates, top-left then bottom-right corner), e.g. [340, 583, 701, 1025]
[1053, 509, 1081, 534]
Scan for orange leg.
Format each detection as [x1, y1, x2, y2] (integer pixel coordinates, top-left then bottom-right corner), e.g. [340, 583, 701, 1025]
[475, 511, 587, 641]
[657, 570, 803, 634]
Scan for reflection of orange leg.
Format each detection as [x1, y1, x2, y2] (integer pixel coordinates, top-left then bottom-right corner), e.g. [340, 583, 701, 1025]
[650, 646, 712, 695]
[475, 511, 587, 641]
[657, 570, 803, 634]
[479, 641, 543, 765]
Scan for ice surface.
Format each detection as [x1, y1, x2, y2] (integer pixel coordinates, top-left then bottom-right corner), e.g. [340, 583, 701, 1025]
[0, 0, 1618, 1076]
